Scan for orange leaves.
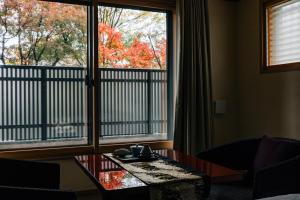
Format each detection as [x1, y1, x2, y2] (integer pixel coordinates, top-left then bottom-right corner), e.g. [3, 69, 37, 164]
[99, 170, 126, 190]
[98, 23, 125, 67]
[1, 0, 166, 68]
[125, 38, 154, 68]
[98, 23, 166, 69]
[1, 0, 88, 66]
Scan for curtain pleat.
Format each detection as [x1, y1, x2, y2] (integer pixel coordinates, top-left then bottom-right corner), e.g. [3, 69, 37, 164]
[174, 0, 213, 155]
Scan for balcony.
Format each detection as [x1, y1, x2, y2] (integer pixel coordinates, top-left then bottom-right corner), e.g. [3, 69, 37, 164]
[0, 65, 167, 149]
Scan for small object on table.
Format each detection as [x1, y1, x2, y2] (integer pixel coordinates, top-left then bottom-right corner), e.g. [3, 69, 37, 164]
[139, 145, 153, 158]
[112, 153, 158, 163]
[113, 148, 131, 158]
[75, 149, 245, 200]
[130, 144, 144, 157]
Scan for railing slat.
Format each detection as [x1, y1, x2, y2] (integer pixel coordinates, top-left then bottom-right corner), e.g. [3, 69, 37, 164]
[0, 65, 167, 142]
[0, 65, 88, 143]
[98, 68, 167, 138]
[6, 68, 9, 141]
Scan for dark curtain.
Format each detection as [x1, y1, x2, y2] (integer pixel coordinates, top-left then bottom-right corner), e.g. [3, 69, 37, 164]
[174, 0, 213, 155]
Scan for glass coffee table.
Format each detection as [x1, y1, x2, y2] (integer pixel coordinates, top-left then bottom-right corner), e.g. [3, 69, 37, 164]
[75, 149, 244, 200]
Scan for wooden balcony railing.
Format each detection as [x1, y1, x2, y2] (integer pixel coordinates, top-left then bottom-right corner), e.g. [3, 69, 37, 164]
[0, 65, 167, 143]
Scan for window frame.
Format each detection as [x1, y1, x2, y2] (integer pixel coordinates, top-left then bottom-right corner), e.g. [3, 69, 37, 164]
[95, 2, 174, 148]
[0, 0, 175, 157]
[260, 0, 300, 73]
[0, 0, 93, 150]
[97, 0, 176, 11]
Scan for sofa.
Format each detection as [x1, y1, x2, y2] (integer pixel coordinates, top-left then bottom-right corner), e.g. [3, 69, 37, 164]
[198, 136, 300, 200]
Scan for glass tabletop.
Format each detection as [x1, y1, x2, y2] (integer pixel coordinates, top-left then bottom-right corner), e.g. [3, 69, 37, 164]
[98, 170, 145, 190]
[75, 154, 146, 190]
[155, 150, 244, 182]
[75, 149, 244, 191]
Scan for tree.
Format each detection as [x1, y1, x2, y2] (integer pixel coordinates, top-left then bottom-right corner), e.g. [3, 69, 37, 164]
[148, 36, 167, 69]
[97, 5, 167, 69]
[98, 23, 167, 69]
[98, 23, 125, 67]
[125, 37, 154, 68]
[0, 0, 11, 64]
[154, 38, 167, 69]
[0, 1, 166, 69]
[98, 6, 123, 29]
[0, 0, 87, 66]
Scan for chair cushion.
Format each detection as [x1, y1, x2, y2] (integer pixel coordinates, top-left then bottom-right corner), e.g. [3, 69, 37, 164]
[253, 137, 300, 172]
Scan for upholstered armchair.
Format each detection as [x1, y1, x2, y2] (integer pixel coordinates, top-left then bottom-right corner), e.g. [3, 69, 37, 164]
[198, 137, 300, 200]
[0, 158, 76, 199]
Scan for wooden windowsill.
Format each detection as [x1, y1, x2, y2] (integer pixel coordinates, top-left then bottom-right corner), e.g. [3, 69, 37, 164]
[0, 146, 94, 160]
[0, 140, 173, 159]
[98, 140, 173, 153]
[261, 62, 300, 73]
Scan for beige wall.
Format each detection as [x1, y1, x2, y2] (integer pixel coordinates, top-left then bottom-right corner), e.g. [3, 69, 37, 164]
[208, 0, 239, 145]
[209, 0, 300, 144]
[236, 0, 300, 140]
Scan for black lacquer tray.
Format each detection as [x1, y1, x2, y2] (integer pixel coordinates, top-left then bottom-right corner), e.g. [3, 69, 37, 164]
[113, 154, 159, 163]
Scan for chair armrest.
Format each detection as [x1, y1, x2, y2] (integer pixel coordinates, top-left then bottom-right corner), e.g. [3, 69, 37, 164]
[0, 158, 60, 189]
[197, 138, 261, 170]
[253, 156, 300, 199]
[0, 185, 76, 200]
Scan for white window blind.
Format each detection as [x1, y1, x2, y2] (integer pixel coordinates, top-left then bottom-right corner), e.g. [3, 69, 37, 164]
[267, 0, 300, 66]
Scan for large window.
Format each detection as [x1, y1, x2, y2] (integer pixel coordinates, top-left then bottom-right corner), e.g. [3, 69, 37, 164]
[0, 0, 173, 151]
[261, 0, 300, 72]
[97, 5, 169, 143]
[0, 0, 89, 149]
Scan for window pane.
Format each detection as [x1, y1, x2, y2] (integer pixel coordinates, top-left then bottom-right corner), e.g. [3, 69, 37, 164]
[98, 6, 167, 69]
[0, 0, 88, 149]
[97, 6, 168, 142]
[267, 0, 300, 66]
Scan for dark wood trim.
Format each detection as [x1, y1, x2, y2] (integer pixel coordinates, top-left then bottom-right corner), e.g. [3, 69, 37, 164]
[41, 0, 92, 6]
[167, 11, 174, 140]
[87, 2, 94, 148]
[0, 146, 94, 159]
[92, 0, 100, 152]
[260, 0, 300, 73]
[97, 0, 176, 11]
[261, 62, 300, 73]
[260, 0, 270, 73]
[0, 140, 172, 159]
[261, 0, 291, 7]
[98, 140, 173, 153]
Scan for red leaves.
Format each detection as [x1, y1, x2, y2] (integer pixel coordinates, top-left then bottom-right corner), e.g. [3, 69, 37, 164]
[1, 0, 166, 68]
[125, 38, 154, 68]
[99, 170, 126, 190]
[98, 23, 125, 68]
[98, 23, 166, 69]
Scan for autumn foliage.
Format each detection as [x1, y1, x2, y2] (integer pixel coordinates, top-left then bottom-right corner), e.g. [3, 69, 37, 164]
[99, 171, 126, 190]
[0, 0, 166, 69]
[98, 23, 166, 69]
[125, 38, 155, 68]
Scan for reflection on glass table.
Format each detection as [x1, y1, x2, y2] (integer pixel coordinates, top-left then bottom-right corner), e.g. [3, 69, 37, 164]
[99, 170, 146, 190]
